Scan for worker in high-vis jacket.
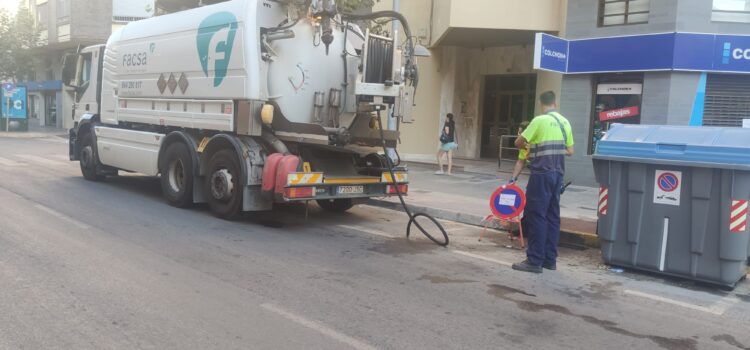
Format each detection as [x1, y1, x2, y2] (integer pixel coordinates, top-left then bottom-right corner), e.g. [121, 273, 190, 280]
[511, 91, 574, 274]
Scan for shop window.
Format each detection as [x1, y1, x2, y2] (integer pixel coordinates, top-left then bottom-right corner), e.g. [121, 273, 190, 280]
[703, 74, 750, 127]
[36, 3, 48, 28]
[589, 75, 644, 154]
[713, 0, 750, 23]
[598, 0, 650, 27]
[57, 0, 70, 23]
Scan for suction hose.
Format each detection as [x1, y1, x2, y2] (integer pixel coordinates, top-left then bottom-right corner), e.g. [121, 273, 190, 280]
[375, 110, 449, 246]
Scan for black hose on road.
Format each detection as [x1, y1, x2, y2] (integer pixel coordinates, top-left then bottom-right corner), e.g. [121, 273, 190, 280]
[375, 110, 449, 247]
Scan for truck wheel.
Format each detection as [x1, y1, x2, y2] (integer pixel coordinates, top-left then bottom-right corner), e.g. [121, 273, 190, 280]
[317, 199, 354, 213]
[160, 142, 193, 208]
[79, 133, 105, 181]
[206, 149, 243, 219]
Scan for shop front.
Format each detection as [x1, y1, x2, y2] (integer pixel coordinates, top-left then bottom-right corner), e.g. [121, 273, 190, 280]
[533, 32, 750, 186]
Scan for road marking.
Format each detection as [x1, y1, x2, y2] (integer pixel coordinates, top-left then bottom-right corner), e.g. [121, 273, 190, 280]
[338, 225, 396, 238]
[34, 204, 90, 230]
[0, 156, 22, 166]
[260, 303, 376, 350]
[451, 250, 512, 267]
[624, 289, 738, 316]
[51, 154, 71, 161]
[15, 154, 68, 166]
[38, 137, 68, 144]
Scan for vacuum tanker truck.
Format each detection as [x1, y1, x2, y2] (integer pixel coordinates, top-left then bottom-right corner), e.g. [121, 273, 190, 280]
[64, 0, 423, 219]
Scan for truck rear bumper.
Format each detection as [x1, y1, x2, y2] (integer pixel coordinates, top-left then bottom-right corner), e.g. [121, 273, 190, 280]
[280, 171, 408, 202]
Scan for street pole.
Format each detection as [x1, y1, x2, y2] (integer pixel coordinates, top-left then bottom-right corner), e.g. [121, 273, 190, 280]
[5, 97, 9, 132]
[386, 0, 400, 162]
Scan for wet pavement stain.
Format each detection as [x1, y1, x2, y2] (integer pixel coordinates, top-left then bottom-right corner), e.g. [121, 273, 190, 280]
[487, 284, 537, 298]
[579, 281, 622, 300]
[418, 275, 476, 284]
[367, 239, 440, 257]
[486, 284, 697, 350]
[712, 334, 750, 350]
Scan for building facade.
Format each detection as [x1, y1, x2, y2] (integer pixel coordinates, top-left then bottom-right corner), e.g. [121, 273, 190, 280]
[23, 0, 153, 130]
[559, 0, 750, 186]
[373, 0, 568, 162]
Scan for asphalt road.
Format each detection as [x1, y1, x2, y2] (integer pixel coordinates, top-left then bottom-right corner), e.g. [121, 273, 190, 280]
[1, 134, 750, 350]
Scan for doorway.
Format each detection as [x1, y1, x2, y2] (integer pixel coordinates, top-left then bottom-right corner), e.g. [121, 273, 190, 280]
[480, 74, 536, 159]
[44, 93, 57, 127]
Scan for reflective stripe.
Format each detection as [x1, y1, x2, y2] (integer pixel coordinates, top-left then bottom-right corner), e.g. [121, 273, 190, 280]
[534, 149, 568, 157]
[287, 173, 324, 185]
[530, 140, 566, 158]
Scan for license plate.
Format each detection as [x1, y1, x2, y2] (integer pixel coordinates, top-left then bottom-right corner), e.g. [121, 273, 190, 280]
[337, 186, 364, 194]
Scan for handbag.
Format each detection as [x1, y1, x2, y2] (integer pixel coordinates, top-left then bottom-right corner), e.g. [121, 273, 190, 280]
[439, 132, 449, 144]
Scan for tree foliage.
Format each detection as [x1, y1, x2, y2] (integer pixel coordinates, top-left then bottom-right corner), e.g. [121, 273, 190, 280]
[0, 2, 39, 82]
[338, 0, 375, 14]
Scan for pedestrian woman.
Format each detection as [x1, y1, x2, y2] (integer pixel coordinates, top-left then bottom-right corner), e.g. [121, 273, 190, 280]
[436, 113, 457, 175]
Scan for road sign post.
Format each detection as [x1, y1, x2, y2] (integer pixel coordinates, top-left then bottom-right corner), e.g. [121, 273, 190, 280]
[479, 183, 528, 247]
[2, 82, 15, 132]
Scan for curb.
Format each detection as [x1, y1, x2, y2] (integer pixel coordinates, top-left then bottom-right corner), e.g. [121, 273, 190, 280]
[0, 132, 68, 139]
[366, 198, 600, 249]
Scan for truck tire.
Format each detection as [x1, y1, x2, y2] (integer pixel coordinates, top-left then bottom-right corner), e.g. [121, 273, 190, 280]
[79, 133, 105, 181]
[160, 142, 193, 208]
[206, 149, 243, 219]
[317, 199, 354, 213]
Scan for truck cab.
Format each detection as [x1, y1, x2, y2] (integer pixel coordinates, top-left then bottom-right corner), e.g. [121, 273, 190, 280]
[63, 45, 104, 122]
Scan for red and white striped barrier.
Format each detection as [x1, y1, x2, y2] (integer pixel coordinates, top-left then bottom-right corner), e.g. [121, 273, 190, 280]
[730, 199, 748, 233]
[598, 186, 608, 216]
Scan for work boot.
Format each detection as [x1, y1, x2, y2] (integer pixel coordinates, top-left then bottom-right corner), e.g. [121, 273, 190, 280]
[542, 262, 557, 270]
[512, 259, 542, 274]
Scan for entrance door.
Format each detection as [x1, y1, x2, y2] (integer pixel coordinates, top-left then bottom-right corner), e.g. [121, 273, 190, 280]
[481, 75, 536, 159]
[44, 93, 56, 126]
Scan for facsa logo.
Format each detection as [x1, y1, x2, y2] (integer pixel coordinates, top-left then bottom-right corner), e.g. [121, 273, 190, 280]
[196, 12, 238, 87]
[723, 42, 750, 64]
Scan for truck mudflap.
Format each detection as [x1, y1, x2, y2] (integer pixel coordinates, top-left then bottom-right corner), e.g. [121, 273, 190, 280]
[281, 170, 408, 201]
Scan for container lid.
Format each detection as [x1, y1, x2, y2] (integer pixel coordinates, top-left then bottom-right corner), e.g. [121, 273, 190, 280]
[594, 124, 750, 167]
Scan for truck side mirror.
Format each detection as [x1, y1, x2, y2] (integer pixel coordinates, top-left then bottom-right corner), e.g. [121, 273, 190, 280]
[61, 53, 79, 88]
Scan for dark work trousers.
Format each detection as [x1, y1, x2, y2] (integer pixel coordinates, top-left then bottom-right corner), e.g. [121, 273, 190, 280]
[524, 171, 564, 266]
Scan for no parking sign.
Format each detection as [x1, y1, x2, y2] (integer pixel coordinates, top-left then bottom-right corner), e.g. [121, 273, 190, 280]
[653, 170, 682, 206]
[489, 183, 526, 219]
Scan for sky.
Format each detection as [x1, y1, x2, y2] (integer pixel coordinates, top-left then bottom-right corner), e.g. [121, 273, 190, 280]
[0, 0, 20, 16]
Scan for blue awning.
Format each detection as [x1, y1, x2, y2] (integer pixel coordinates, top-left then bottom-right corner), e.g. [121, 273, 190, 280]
[19, 80, 63, 92]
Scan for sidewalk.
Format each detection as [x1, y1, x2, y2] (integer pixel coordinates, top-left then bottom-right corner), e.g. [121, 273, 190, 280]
[0, 120, 67, 139]
[370, 158, 600, 248]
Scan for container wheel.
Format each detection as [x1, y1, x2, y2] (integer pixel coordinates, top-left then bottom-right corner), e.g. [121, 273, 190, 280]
[160, 142, 194, 208]
[206, 149, 243, 219]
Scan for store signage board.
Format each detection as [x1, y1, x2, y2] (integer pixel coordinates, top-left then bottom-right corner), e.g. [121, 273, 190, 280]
[534, 32, 750, 74]
[567, 33, 675, 73]
[599, 106, 640, 122]
[597, 83, 643, 95]
[533, 33, 568, 73]
[1, 86, 27, 119]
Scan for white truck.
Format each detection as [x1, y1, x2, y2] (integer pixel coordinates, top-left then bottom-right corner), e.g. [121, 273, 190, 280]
[64, 0, 423, 219]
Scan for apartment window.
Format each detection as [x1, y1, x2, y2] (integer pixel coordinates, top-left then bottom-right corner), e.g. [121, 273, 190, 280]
[598, 0, 650, 27]
[36, 3, 48, 28]
[57, 0, 70, 23]
[713, 0, 750, 23]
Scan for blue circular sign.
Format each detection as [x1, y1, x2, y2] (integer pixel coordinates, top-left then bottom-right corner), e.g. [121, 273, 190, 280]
[657, 172, 679, 192]
[489, 184, 526, 219]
